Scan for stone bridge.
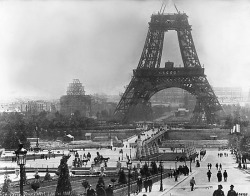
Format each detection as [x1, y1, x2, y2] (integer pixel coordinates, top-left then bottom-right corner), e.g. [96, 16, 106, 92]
[135, 128, 168, 159]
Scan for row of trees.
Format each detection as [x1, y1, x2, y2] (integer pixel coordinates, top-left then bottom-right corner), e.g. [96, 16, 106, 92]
[0, 111, 99, 149]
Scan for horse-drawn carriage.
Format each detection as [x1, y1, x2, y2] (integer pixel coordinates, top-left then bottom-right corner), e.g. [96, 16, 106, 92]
[72, 151, 110, 174]
[89, 152, 110, 175]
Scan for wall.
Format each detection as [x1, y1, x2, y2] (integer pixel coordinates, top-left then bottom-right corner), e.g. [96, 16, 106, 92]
[166, 128, 230, 140]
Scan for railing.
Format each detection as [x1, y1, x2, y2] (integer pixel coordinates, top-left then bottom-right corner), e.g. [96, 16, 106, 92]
[0, 191, 80, 196]
[3, 171, 171, 196]
[144, 129, 167, 145]
[162, 140, 228, 148]
[114, 171, 170, 196]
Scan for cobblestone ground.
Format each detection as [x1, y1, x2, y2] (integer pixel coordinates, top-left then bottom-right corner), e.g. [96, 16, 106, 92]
[161, 149, 249, 196]
[133, 149, 250, 196]
[2, 146, 250, 195]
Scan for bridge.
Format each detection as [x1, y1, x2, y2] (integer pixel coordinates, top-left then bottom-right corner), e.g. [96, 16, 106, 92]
[132, 127, 168, 159]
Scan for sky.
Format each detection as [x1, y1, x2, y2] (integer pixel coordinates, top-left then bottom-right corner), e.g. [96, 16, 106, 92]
[0, 0, 250, 101]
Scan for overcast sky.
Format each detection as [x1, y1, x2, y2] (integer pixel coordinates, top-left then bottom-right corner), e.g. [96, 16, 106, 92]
[0, 0, 250, 101]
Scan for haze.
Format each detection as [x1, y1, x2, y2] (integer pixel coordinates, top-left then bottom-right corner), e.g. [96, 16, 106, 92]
[0, 0, 250, 101]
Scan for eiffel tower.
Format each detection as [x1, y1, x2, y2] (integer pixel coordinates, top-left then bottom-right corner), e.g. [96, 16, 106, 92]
[115, 10, 222, 124]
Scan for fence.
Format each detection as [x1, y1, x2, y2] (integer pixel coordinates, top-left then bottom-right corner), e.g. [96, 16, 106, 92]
[4, 171, 171, 196]
[113, 171, 170, 196]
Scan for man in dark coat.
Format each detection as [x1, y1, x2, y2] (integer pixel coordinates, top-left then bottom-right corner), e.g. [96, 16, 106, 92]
[216, 163, 219, 170]
[217, 170, 222, 182]
[207, 170, 212, 182]
[223, 170, 228, 182]
[144, 178, 149, 192]
[227, 185, 237, 196]
[105, 184, 114, 196]
[213, 185, 225, 196]
[87, 185, 96, 196]
[96, 183, 106, 196]
[148, 177, 153, 192]
[189, 177, 196, 191]
[137, 176, 143, 193]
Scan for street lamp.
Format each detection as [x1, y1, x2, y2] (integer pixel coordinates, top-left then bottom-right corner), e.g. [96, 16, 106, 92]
[189, 156, 192, 173]
[120, 149, 124, 160]
[175, 157, 178, 170]
[15, 143, 27, 196]
[159, 160, 163, 191]
[126, 160, 132, 196]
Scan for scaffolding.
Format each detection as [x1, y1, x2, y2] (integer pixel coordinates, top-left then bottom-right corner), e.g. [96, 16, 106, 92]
[66, 79, 85, 96]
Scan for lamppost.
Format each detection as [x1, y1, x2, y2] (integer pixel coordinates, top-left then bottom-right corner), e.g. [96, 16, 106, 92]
[127, 160, 132, 196]
[159, 160, 163, 191]
[120, 149, 123, 160]
[175, 157, 178, 170]
[15, 143, 27, 196]
[189, 156, 192, 173]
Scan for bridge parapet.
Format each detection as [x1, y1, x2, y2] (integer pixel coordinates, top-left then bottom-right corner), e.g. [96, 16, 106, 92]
[143, 128, 168, 146]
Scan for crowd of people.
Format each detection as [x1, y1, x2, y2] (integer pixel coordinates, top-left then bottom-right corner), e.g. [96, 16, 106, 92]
[86, 177, 114, 196]
[213, 184, 238, 196]
[72, 151, 92, 167]
[136, 176, 153, 193]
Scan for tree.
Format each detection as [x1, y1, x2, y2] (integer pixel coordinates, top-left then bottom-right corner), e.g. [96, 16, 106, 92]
[150, 161, 158, 175]
[55, 155, 72, 196]
[82, 179, 89, 195]
[97, 176, 105, 186]
[141, 163, 150, 177]
[2, 130, 19, 149]
[44, 172, 52, 181]
[31, 181, 40, 192]
[118, 169, 127, 184]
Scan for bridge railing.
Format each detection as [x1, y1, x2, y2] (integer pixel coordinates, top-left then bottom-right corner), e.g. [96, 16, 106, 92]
[144, 129, 167, 145]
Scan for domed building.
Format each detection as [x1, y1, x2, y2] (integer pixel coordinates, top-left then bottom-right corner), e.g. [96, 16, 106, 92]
[60, 79, 91, 117]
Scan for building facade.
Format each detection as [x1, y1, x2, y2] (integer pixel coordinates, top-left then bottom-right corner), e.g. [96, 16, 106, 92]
[213, 87, 243, 104]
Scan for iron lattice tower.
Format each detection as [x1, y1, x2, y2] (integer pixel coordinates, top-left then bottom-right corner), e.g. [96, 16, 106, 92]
[115, 12, 222, 124]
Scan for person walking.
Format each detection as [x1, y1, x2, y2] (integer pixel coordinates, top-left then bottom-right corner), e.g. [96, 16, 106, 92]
[207, 163, 210, 170]
[207, 170, 212, 182]
[87, 185, 96, 196]
[219, 163, 222, 170]
[216, 163, 219, 170]
[174, 172, 178, 182]
[209, 163, 212, 170]
[148, 177, 153, 192]
[213, 185, 225, 196]
[217, 170, 222, 182]
[137, 176, 143, 193]
[105, 184, 114, 196]
[144, 178, 149, 192]
[223, 170, 228, 182]
[189, 177, 196, 191]
[96, 183, 106, 196]
[227, 185, 237, 196]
